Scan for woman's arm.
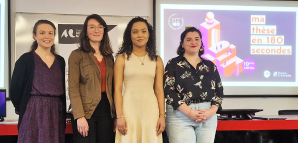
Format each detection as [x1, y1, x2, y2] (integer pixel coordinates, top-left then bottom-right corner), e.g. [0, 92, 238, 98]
[154, 56, 165, 136]
[114, 54, 127, 135]
[10, 56, 28, 114]
[211, 65, 224, 111]
[68, 51, 85, 119]
[198, 65, 223, 121]
[68, 51, 89, 137]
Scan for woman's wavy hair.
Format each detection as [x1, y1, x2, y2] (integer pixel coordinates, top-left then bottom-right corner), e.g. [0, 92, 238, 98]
[30, 20, 56, 54]
[78, 14, 113, 56]
[177, 27, 205, 57]
[117, 17, 157, 61]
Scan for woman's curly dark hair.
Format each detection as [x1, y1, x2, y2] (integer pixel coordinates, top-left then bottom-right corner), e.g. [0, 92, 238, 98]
[116, 17, 157, 61]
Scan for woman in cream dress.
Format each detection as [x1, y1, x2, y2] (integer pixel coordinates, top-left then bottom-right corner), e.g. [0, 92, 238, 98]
[114, 17, 165, 143]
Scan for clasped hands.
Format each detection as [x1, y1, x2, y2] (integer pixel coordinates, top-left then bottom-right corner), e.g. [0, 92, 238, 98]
[188, 109, 216, 122]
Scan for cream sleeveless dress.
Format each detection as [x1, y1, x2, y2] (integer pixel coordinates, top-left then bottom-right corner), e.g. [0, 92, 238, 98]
[115, 53, 162, 143]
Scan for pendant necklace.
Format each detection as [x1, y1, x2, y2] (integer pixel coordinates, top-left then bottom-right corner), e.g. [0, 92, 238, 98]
[135, 53, 147, 65]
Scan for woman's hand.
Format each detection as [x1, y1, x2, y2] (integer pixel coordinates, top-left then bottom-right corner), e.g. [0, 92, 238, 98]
[156, 116, 166, 136]
[77, 117, 89, 137]
[117, 117, 127, 135]
[188, 109, 207, 122]
[195, 109, 217, 122]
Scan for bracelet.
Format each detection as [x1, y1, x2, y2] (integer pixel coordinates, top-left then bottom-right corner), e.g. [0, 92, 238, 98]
[159, 113, 166, 117]
[117, 116, 124, 119]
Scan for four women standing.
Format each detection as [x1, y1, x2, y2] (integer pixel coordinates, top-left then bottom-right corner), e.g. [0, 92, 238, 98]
[11, 15, 223, 143]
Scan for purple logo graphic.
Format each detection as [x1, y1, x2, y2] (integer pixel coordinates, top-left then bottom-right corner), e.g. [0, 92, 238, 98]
[242, 58, 256, 73]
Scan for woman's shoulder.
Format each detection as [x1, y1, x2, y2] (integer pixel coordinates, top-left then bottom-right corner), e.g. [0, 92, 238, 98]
[69, 49, 86, 59]
[19, 51, 33, 59]
[70, 49, 84, 55]
[202, 58, 216, 66]
[55, 54, 65, 63]
[156, 56, 164, 65]
[115, 53, 125, 60]
[105, 54, 114, 60]
[166, 56, 182, 65]
[202, 58, 217, 73]
[104, 54, 115, 66]
[16, 52, 34, 63]
[114, 53, 126, 66]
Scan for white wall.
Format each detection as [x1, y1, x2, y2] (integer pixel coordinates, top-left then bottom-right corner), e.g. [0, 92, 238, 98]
[15, 0, 151, 16]
[6, 0, 298, 120]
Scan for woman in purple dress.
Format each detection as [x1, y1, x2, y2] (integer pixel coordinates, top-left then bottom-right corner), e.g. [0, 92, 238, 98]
[10, 20, 66, 143]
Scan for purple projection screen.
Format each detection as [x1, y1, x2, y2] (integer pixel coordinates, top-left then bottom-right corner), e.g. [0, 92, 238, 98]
[159, 4, 298, 92]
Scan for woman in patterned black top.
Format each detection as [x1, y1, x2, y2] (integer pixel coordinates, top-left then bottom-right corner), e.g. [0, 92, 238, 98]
[164, 27, 223, 143]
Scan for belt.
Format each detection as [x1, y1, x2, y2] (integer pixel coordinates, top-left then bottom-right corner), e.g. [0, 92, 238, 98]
[186, 99, 207, 104]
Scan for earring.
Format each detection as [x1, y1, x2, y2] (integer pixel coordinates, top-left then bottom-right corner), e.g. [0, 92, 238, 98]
[200, 48, 203, 51]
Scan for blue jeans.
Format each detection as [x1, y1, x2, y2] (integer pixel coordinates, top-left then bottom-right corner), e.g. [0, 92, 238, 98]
[165, 102, 217, 143]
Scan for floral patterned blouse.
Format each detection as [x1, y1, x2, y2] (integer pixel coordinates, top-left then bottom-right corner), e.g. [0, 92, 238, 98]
[164, 56, 224, 110]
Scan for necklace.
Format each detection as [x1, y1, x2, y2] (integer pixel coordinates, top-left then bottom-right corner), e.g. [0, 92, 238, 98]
[135, 53, 147, 65]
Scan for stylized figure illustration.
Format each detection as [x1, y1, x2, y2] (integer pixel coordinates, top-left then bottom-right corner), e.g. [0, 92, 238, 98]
[200, 12, 243, 77]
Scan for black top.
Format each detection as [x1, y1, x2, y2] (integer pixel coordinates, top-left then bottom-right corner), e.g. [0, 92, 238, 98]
[10, 52, 66, 129]
[164, 56, 224, 110]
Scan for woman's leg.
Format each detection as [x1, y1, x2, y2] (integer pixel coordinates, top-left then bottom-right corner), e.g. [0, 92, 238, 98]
[194, 103, 217, 143]
[96, 115, 115, 143]
[166, 104, 197, 143]
[94, 93, 115, 143]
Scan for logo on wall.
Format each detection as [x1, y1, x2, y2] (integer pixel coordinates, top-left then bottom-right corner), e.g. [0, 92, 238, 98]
[58, 24, 83, 44]
[264, 70, 271, 78]
[168, 14, 184, 30]
[61, 29, 79, 38]
[273, 71, 291, 78]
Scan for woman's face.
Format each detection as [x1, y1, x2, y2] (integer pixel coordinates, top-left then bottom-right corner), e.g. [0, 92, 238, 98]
[86, 18, 104, 43]
[33, 24, 55, 49]
[182, 31, 202, 55]
[131, 21, 149, 48]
